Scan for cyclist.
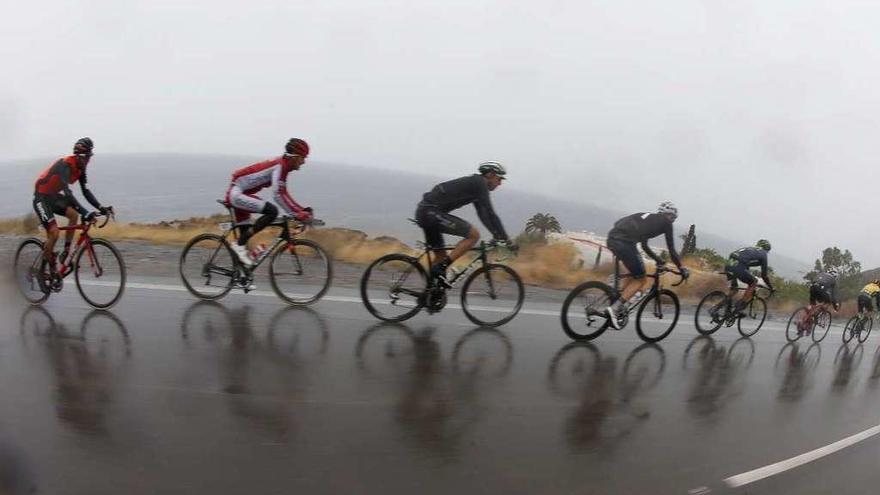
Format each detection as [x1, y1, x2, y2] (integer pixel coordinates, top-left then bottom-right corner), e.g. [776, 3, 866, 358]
[725, 240, 775, 314]
[415, 161, 512, 287]
[225, 138, 313, 266]
[604, 201, 689, 328]
[857, 279, 880, 316]
[32, 137, 112, 273]
[800, 269, 840, 333]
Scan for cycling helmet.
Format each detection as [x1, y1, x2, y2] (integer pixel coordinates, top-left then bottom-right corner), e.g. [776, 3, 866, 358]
[756, 239, 771, 251]
[478, 161, 507, 177]
[284, 138, 310, 157]
[827, 268, 839, 278]
[657, 201, 678, 218]
[871, 279, 880, 286]
[73, 137, 94, 156]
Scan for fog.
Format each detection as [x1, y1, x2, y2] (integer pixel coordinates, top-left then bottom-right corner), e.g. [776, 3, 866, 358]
[4, 1, 880, 266]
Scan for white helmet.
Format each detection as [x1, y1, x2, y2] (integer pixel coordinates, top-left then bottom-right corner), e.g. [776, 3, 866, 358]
[658, 200, 678, 218]
[478, 161, 507, 177]
[826, 268, 839, 278]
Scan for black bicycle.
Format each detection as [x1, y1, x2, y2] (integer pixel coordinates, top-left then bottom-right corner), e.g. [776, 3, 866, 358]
[179, 200, 332, 305]
[843, 312, 873, 344]
[360, 234, 523, 327]
[694, 283, 772, 337]
[560, 260, 686, 343]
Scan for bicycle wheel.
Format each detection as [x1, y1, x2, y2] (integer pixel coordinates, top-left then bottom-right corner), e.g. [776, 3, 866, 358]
[360, 254, 427, 322]
[858, 317, 873, 344]
[560, 281, 614, 341]
[785, 308, 808, 342]
[843, 316, 858, 344]
[13, 238, 49, 305]
[269, 239, 333, 305]
[74, 238, 126, 309]
[635, 289, 680, 343]
[460, 264, 524, 327]
[811, 309, 832, 342]
[695, 291, 728, 335]
[179, 233, 236, 300]
[738, 296, 768, 337]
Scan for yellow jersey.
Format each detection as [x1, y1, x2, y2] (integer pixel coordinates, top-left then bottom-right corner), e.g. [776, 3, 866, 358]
[862, 283, 880, 295]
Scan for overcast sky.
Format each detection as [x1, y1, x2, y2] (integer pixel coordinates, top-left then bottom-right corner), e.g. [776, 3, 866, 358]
[4, 1, 880, 266]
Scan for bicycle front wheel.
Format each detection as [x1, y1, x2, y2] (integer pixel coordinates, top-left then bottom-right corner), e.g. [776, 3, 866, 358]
[811, 309, 832, 342]
[269, 239, 333, 305]
[738, 296, 768, 337]
[858, 317, 873, 344]
[695, 291, 728, 335]
[636, 289, 680, 343]
[560, 281, 614, 341]
[75, 238, 126, 309]
[360, 254, 427, 322]
[179, 233, 236, 300]
[13, 238, 49, 305]
[843, 316, 858, 344]
[785, 308, 808, 342]
[460, 264, 524, 327]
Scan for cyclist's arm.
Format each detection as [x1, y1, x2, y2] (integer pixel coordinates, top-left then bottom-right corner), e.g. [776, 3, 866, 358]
[270, 164, 306, 217]
[78, 171, 103, 210]
[760, 256, 774, 290]
[473, 186, 508, 241]
[640, 240, 663, 264]
[663, 227, 683, 267]
[59, 166, 88, 216]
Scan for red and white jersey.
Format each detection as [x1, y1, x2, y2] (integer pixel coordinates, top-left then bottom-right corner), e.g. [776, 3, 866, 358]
[229, 157, 305, 216]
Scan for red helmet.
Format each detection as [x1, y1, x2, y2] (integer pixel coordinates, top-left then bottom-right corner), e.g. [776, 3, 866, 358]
[285, 138, 309, 157]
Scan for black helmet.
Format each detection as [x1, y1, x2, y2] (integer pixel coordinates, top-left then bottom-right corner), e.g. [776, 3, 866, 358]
[284, 138, 309, 157]
[73, 137, 94, 156]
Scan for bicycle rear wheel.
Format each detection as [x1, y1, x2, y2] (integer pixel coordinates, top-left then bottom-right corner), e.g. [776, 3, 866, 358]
[360, 254, 427, 322]
[460, 264, 524, 327]
[695, 291, 728, 335]
[75, 238, 126, 309]
[843, 316, 858, 343]
[179, 233, 236, 300]
[785, 308, 808, 342]
[635, 289, 680, 343]
[858, 317, 873, 343]
[13, 238, 49, 305]
[269, 239, 333, 305]
[560, 281, 614, 341]
[811, 309, 832, 342]
[738, 296, 767, 337]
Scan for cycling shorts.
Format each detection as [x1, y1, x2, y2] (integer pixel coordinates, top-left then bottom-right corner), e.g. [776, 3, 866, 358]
[607, 237, 646, 278]
[415, 206, 472, 249]
[858, 293, 874, 313]
[724, 261, 757, 289]
[32, 193, 73, 229]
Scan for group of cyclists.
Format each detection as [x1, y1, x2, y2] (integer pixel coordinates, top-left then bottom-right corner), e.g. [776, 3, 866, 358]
[27, 137, 880, 334]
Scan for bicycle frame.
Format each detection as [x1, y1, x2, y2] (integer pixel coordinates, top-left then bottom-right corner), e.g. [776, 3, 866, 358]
[48, 214, 112, 279]
[416, 241, 501, 290]
[610, 257, 683, 315]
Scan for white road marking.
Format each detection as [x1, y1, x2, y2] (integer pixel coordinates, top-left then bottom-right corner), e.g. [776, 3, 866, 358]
[723, 424, 880, 488]
[78, 280, 561, 316]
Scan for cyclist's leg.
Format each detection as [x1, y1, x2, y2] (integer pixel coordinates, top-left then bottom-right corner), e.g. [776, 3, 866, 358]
[731, 265, 757, 312]
[33, 194, 60, 269]
[858, 294, 870, 315]
[228, 186, 266, 247]
[417, 208, 474, 276]
[249, 202, 278, 241]
[608, 239, 647, 304]
[59, 202, 79, 264]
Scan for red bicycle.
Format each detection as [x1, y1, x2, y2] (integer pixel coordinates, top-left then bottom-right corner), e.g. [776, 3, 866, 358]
[13, 211, 126, 309]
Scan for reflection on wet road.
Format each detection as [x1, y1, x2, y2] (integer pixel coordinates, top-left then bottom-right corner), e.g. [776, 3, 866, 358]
[3, 289, 880, 494]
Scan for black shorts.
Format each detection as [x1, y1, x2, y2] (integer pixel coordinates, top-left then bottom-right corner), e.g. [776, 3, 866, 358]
[32, 194, 73, 229]
[415, 206, 472, 249]
[858, 293, 874, 313]
[724, 262, 757, 289]
[809, 284, 832, 305]
[607, 237, 646, 278]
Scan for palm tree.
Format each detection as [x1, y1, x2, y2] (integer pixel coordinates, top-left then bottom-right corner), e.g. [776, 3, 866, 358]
[525, 213, 562, 237]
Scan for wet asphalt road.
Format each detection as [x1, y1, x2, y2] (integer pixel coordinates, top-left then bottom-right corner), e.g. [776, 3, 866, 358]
[2, 280, 880, 495]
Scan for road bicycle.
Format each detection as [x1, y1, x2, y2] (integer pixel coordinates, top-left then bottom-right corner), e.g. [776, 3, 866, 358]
[694, 281, 773, 337]
[179, 199, 332, 305]
[560, 260, 685, 343]
[842, 312, 873, 344]
[785, 304, 833, 343]
[14, 211, 125, 309]
[360, 226, 523, 327]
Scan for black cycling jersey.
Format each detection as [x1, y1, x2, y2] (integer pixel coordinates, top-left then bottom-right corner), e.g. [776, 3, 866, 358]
[729, 247, 772, 288]
[812, 272, 839, 304]
[418, 174, 508, 240]
[607, 212, 681, 266]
